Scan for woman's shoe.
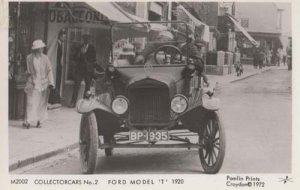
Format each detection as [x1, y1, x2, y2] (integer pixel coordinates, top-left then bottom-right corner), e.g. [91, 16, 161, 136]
[36, 121, 42, 128]
[22, 122, 30, 129]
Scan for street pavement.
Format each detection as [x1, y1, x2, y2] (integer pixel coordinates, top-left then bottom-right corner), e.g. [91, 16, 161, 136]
[9, 107, 81, 171]
[10, 65, 291, 174]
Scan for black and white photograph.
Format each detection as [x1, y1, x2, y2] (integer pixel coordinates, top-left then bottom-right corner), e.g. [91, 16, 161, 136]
[1, 0, 299, 189]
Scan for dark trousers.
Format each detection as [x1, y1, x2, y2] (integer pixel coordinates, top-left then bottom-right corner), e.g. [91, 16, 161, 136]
[71, 69, 93, 105]
[48, 63, 62, 104]
[55, 64, 62, 93]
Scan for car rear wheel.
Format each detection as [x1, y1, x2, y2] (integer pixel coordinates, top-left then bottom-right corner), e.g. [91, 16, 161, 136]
[79, 112, 99, 174]
[199, 111, 225, 174]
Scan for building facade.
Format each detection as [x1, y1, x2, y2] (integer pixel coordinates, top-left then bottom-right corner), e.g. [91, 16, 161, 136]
[9, 1, 242, 119]
[234, 2, 283, 59]
[9, 2, 130, 119]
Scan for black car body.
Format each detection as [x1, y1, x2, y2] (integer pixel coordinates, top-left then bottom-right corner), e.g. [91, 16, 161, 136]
[77, 21, 225, 174]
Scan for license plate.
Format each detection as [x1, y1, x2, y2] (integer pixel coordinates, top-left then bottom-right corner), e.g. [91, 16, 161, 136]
[130, 130, 168, 141]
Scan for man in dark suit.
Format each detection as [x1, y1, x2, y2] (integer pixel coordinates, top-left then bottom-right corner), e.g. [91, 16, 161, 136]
[49, 30, 66, 105]
[70, 33, 96, 108]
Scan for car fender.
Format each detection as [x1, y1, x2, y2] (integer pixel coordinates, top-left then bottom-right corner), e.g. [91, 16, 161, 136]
[77, 98, 123, 137]
[76, 98, 113, 114]
[202, 95, 220, 111]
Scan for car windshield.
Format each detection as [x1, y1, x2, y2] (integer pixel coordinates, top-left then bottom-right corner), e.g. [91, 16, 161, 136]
[111, 22, 189, 67]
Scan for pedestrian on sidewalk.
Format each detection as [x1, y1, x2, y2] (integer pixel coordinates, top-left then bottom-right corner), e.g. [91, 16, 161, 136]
[48, 30, 66, 106]
[266, 48, 272, 66]
[253, 48, 259, 69]
[278, 47, 284, 66]
[275, 48, 281, 66]
[282, 48, 287, 66]
[23, 40, 55, 128]
[258, 49, 265, 69]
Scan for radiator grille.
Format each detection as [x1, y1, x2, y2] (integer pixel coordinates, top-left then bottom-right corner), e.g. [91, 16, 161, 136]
[129, 87, 170, 125]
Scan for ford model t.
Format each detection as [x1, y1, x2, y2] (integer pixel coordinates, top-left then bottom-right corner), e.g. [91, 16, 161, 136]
[77, 21, 225, 174]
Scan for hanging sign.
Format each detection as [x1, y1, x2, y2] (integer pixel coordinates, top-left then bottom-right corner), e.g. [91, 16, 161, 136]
[48, 2, 108, 24]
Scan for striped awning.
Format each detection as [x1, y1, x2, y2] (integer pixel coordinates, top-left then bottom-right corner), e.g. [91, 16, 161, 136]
[227, 14, 258, 46]
[176, 5, 210, 42]
[86, 2, 132, 23]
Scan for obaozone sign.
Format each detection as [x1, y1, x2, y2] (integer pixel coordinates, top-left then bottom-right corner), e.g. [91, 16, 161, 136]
[48, 3, 108, 24]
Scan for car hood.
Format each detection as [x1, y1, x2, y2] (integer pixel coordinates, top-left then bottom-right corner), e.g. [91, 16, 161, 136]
[116, 66, 185, 94]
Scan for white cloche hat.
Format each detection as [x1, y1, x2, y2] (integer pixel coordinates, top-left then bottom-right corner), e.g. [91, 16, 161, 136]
[32, 40, 46, 50]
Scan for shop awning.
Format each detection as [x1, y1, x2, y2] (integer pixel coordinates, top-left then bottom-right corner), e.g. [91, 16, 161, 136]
[87, 2, 167, 31]
[86, 2, 132, 23]
[226, 14, 258, 46]
[176, 5, 210, 42]
[125, 13, 168, 31]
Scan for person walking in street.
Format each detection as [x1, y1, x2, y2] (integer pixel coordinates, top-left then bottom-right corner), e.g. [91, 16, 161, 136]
[266, 48, 272, 67]
[258, 49, 265, 69]
[282, 48, 287, 66]
[253, 48, 259, 69]
[23, 40, 55, 128]
[49, 30, 66, 106]
[277, 47, 283, 66]
[69, 33, 96, 108]
[275, 48, 281, 66]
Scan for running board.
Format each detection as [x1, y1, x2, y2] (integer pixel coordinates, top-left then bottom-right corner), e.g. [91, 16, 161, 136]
[99, 143, 203, 149]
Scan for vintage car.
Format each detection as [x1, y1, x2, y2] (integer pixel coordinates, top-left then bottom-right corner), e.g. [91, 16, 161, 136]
[77, 21, 225, 174]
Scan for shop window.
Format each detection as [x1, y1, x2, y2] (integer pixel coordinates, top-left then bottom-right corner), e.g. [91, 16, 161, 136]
[219, 7, 229, 16]
[240, 18, 249, 28]
[148, 10, 161, 21]
[9, 3, 18, 63]
[148, 2, 163, 21]
[9, 2, 34, 68]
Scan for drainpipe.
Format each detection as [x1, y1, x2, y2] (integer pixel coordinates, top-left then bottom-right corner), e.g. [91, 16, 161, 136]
[15, 2, 20, 66]
[43, 2, 49, 54]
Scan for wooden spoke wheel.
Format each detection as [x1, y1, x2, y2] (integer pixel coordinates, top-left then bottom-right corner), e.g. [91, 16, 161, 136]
[199, 112, 225, 174]
[79, 112, 99, 174]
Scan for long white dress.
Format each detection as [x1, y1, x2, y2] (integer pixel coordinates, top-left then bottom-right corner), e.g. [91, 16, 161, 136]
[25, 53, 54, 125]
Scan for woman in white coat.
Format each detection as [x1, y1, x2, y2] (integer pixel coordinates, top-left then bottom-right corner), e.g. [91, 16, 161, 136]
[23, 40, 55, 128]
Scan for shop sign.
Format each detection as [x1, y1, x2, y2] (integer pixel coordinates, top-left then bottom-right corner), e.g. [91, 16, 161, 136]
[48, 4, 108, 24]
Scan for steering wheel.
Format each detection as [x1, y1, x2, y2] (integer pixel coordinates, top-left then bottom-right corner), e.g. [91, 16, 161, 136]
[154, 45, 183, 65]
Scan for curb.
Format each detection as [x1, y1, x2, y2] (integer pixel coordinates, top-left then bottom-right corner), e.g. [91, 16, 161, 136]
[9, 143, 79, 171]
[230, 68, 271, 83]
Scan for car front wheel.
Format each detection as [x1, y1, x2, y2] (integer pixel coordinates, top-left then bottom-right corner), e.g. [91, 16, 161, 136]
[199, 111, 225, 174]
[79, 112, 99, 174]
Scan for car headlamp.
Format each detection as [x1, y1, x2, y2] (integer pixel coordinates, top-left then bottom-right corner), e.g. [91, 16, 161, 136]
[111, 96, 129, 115]
[171, 94, 188, 114]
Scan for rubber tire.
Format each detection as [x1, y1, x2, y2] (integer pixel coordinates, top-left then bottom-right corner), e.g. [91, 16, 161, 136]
[79, 112, 99, 174]
[199, 111, 225, 174]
